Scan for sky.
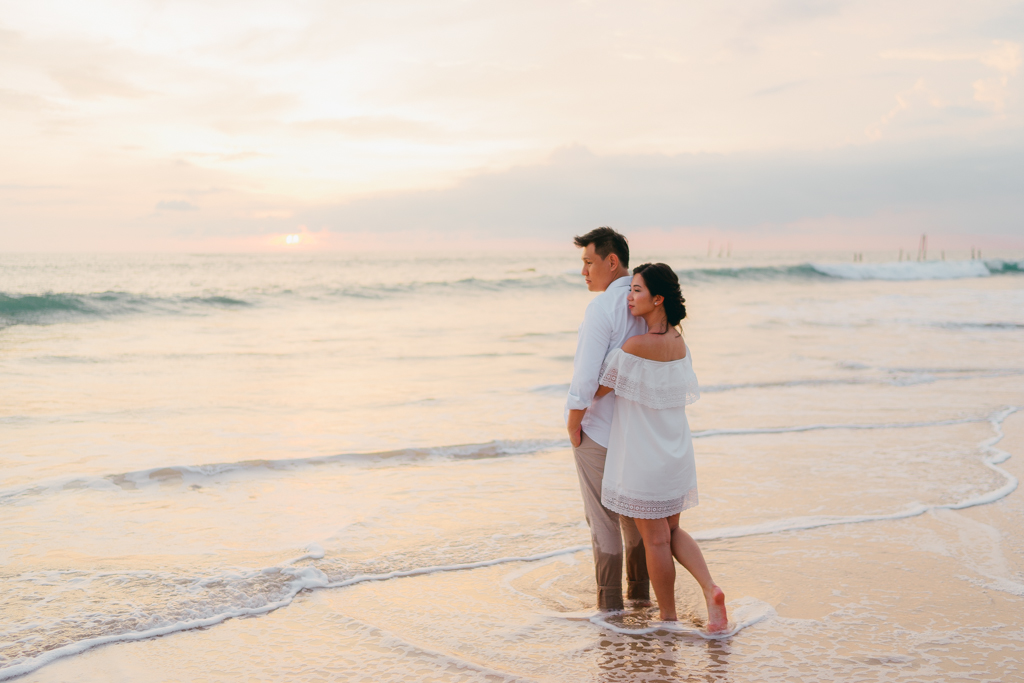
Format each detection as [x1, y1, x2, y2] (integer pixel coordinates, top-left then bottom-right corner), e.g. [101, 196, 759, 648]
[1, 0, 1022, 252]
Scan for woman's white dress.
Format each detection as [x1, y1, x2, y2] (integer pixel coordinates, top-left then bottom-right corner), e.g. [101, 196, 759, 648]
[598, 347, 701, 519]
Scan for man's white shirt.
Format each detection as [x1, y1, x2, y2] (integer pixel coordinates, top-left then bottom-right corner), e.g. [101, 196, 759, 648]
[565, 275, 647, 448]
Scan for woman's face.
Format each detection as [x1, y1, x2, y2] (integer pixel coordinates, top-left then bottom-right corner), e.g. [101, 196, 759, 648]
[627, 273, 661, 317]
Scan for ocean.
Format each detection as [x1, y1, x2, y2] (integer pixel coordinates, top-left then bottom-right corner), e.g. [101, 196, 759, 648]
[1, 251, 1023, 682]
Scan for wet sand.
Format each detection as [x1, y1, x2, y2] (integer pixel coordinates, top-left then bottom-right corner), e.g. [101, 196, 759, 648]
[21, 411, 1024, 683]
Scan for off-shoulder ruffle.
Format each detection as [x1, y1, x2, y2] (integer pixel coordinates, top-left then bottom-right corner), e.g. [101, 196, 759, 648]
[598, 347, 700, 409]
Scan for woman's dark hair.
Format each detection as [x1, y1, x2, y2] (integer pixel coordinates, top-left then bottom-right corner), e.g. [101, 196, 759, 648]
[573, 226, 629, 268]
[633, 263, 686, 331]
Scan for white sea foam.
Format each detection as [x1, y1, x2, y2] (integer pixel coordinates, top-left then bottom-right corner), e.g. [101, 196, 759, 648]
[0, 438, 567, 503]
[982, 576, 1024, 597]
[586, 597, 775, 638]
[0, 555, 329, 681]
[4, 407, 1014, 505]
[325, 545, 591, 590]
[544, 366, 1024, 398]
[693, 413, 987, 439]
[282, 543, 326, 565]
[692, 406, 1019, 540]
[810, 260, 992, 281]
[2, 407, 1017, 681]
[0, 545, 588, 681]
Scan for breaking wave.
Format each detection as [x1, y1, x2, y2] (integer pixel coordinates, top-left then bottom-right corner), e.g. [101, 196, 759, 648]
[808, 260, 997, 281]
[0, 276, 579, 327]
[679, 259, 1021, 283]
[2, 260, 1019, 328]
[0, 439, 566, 503]
[0, 292, 251, 327]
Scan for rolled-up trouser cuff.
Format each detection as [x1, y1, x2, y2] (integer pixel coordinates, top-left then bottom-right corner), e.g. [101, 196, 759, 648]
[597, 585, 625, 611]
[627, 580, 650, 601]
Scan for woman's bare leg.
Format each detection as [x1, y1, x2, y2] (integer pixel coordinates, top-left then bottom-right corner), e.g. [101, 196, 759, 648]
[632, 517, 677, 621]
[666, 515, 728, 632]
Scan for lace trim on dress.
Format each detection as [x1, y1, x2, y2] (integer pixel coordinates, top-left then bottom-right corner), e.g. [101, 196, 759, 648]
[598, 349, 700, 409]
[602, 486, 699, 519]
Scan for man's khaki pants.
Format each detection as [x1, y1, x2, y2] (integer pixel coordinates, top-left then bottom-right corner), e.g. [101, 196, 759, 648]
[573, 431, 650, 610]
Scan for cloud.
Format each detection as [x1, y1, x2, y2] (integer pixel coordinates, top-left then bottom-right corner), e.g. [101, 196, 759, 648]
[880, 40, 1022, 74]
[0, 183, 66, 190]
[0, 87, 49, 111]
[156, 200, 199, 211]
[48, 67, 148, 99]
[760, 0, 849, 24]
[979, 40, 1022, 74]
[867, 40, 1024, 135]
[2, 0, 1023, 251]
[299, 143, 1024, 239]
[293, 116, 447, 140]
[752, 80, 809, 97]
[865, 80, 925, 140]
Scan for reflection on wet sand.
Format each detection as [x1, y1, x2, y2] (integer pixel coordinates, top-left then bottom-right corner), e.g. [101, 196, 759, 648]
[595, 630, 731, 682]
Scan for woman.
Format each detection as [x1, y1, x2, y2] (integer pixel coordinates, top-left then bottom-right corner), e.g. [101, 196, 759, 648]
[594, 263, 728, 632]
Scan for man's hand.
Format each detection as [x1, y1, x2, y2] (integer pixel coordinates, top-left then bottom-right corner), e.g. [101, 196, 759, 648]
[567, 409, 585, 448]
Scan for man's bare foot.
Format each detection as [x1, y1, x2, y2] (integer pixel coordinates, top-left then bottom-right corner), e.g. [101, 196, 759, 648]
[705, 586, 728, 633]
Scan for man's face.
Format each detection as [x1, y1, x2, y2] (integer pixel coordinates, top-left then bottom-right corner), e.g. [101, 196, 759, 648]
[580, 244, 617, 292]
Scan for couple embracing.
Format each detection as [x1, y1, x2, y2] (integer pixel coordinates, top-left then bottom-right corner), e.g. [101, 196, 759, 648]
[565, 227, 728, 633]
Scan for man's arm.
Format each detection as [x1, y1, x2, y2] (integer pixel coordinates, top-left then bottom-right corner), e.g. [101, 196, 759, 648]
[567, 408, 586, 447]
[566, 302, 612, 446]
[569, 381, 614, 447]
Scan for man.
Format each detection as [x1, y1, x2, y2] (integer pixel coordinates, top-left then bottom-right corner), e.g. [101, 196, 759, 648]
[566, 226, 650, 611]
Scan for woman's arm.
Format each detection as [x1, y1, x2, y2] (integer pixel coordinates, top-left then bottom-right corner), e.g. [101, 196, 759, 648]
[595, 385, 613, 398]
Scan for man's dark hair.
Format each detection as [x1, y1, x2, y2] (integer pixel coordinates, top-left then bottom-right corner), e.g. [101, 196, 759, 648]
[572, 227, 629, 269]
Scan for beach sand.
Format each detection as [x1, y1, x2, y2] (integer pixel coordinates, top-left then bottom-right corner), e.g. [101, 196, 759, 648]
[21, 411, 1024, 683]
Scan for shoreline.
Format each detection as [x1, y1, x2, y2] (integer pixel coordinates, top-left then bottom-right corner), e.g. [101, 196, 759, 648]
[15, 409, 1024, 682]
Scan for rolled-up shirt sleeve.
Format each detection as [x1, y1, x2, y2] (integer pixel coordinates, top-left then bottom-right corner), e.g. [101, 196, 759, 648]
[566, 300, 612, 411]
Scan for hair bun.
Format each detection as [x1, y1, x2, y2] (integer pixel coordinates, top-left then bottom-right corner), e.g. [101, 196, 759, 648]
[632, 262, 686, 327]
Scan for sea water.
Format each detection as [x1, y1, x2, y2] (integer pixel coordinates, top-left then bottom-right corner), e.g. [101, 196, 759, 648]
[1, 252, 1022, 682]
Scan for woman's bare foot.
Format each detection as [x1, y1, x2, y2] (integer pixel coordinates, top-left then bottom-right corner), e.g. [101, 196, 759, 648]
[704, 586, 728, 633]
